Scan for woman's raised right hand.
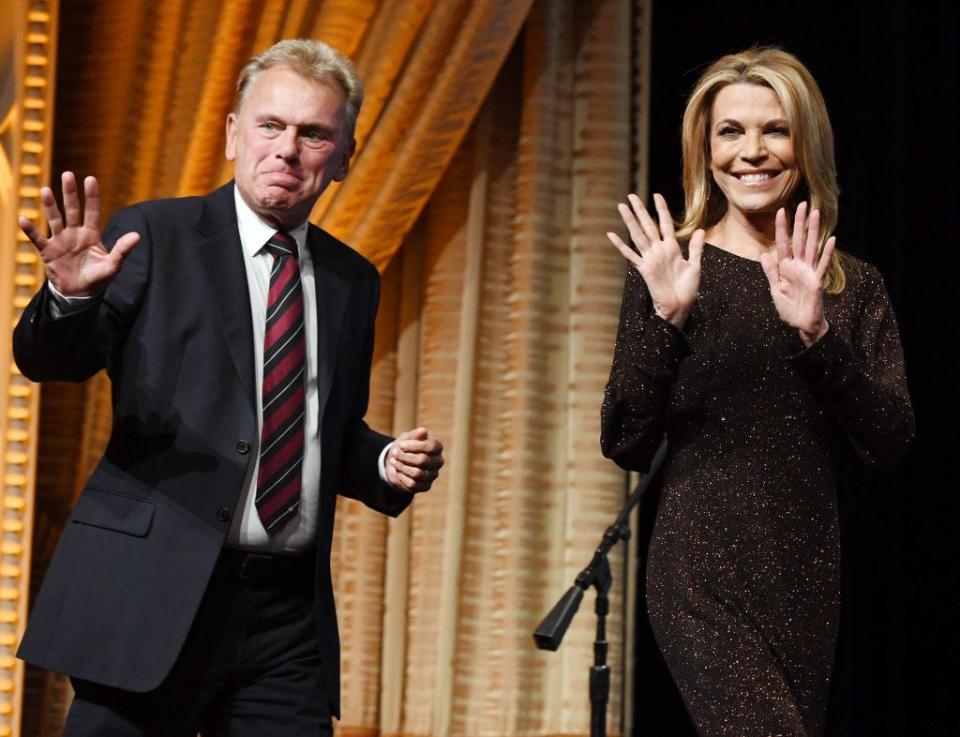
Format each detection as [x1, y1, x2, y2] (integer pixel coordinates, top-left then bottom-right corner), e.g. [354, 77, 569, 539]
[607, 193, 704, 329]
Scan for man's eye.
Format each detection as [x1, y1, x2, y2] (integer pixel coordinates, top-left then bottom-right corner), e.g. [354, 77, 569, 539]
[261, 122, 280, 132]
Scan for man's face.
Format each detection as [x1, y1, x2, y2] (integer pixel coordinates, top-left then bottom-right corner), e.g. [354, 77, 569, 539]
[225, 66, 354, 229]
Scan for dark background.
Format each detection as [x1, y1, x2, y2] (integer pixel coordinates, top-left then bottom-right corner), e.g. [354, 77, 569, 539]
[634, 1, 959, 735]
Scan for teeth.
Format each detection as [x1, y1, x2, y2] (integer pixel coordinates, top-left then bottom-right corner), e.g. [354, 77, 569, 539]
[739, 173, 772, 184]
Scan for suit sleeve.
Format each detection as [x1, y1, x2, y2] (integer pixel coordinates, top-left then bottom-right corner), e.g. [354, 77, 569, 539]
[13, 206, 151, 383]
[338, 270, 412, 517]
[791, 264, 915, 469]
[600, 266, 689, 472]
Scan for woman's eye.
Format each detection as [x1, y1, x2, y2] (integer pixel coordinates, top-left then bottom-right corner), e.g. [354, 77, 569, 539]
[717, 126, 740, 137]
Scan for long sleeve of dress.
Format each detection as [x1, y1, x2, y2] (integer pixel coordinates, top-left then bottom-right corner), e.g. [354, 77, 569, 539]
[792, 262, 915, 469]
[601, 267, 689, 471]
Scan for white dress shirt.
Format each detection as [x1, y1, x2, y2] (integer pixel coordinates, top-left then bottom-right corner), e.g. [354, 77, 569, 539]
[229, 186, 320, 552]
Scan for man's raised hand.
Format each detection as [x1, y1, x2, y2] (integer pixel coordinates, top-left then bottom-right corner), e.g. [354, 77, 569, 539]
[19, 171, 139, 297]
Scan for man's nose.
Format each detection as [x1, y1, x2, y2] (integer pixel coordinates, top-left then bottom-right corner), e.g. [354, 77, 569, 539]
[276, 128, 300, 161]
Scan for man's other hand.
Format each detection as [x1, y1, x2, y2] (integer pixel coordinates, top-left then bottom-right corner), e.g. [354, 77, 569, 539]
[385, 427, 444, 493]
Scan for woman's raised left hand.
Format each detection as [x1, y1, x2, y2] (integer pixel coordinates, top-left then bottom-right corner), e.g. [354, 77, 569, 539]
[759, 202, 836, 347]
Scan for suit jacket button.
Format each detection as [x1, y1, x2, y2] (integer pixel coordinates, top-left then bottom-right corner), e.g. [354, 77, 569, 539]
[217, 507, 231, 522]
[236, 440, 250, 454]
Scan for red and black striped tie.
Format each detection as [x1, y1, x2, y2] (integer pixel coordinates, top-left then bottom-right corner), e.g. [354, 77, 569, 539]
[256, 231, 306, 532]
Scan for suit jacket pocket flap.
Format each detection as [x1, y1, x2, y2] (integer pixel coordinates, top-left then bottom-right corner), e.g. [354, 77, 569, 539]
[71, 488, 155, 537]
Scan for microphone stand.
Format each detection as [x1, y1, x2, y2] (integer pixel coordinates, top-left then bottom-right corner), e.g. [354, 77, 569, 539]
[533, 440, 667, 737]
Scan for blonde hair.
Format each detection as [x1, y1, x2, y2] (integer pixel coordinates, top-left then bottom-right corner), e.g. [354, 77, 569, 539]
[236, 39, 364, 141]
[676, 47, 845, 293]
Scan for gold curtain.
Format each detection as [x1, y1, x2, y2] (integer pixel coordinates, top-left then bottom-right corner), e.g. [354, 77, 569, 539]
[348, 2, 637, 733]
[0, 2, 59, 736]
[17, 0, 649, 734]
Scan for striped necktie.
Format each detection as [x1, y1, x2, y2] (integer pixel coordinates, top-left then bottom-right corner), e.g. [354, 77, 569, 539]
[255, 230, 306, 532]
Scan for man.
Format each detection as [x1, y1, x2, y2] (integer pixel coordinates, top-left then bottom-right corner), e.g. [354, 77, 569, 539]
[14, 39, 443, 736]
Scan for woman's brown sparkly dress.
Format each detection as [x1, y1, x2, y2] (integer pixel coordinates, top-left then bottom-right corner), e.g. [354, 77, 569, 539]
[601, 244, 914, 737]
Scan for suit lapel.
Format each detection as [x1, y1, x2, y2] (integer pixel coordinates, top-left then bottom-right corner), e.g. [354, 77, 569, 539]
[307, 227, 349, 419]
[195, 184, 257, 411]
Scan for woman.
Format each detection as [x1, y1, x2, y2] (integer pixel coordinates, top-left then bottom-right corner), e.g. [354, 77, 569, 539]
[601, 48, 914, 736]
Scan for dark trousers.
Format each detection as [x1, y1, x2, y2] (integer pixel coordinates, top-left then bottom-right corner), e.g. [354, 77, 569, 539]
[63, 550, 332, 737]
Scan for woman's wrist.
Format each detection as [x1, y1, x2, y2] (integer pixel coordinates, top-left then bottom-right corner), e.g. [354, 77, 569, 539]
[799, 320, 829, 347]
[654, 303, 689, 330]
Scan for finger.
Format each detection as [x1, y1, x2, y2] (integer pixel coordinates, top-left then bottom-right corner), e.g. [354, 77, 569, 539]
[628, 193, 663, 246]
[791, 201, 808, 260]
[652, 193, 677, 241]
[40, 185, 63, 236]
[391, 466, 431, 492]
[395, 451, 444, 470]
[396, 427, 428, 443]
[688, 229, 705, 270]
[774, 208, 790, 262]
[617, 202, 650, 253]
[804, 209, 821, 265]
[759, 251, 780, 288]
[816, 236, 836, 281]
[396, 438, 443, 457]
[83, 176, 101, 230]
[109, 231, 140, 268]
[393, 460, 439, 481]
[18, 216, 49, 252]
[607, 232, 644, 269]
[388, 465, 417, 491]
[61, 171, 82, 228]
[396, 432, 439, 451]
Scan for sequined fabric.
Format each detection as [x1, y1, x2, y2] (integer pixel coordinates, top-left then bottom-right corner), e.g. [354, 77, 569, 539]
[601, 244, 914, 737]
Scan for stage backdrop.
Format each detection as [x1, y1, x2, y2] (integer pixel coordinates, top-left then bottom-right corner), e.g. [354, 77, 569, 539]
[0, 2, 58, 736]
[1, 1, 651, 735]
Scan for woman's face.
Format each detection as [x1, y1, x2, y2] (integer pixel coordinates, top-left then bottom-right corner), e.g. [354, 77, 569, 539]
[708, 83, 801, 219]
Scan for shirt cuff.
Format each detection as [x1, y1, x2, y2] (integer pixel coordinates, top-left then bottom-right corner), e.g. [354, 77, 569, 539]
[46, 281, 97, 319]
[378, 441, 394, 484]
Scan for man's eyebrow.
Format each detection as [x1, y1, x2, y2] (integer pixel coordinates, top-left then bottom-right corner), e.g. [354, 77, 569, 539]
[300, 122, 337, 133]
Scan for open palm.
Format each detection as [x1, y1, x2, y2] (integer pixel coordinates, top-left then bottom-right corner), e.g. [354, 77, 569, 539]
[759, 203, 836, 346]
[607, 193, 704, 328]
[18, 172, 139, 297]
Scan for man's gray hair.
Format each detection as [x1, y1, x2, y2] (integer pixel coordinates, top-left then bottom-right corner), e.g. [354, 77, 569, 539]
[236, 39, 364, 140]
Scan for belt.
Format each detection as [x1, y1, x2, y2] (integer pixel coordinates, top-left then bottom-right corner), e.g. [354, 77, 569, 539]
[217, 548, 314, 586]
